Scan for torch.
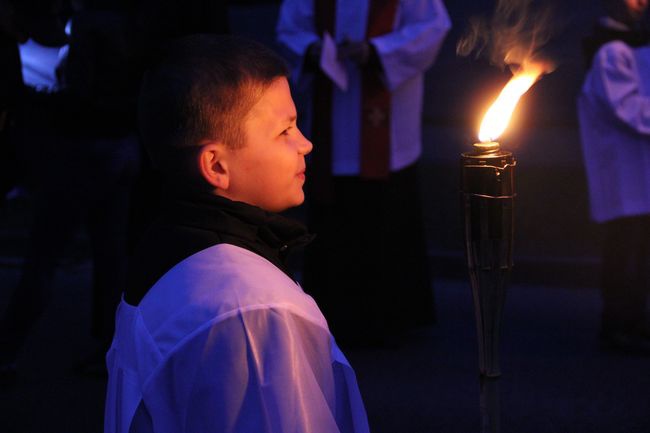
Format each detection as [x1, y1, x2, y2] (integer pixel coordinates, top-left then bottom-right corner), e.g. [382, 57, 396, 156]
[462, 70, 542, 433]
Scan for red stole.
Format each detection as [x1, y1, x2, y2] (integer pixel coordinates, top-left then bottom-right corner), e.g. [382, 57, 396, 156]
[361, 0, 397, 179]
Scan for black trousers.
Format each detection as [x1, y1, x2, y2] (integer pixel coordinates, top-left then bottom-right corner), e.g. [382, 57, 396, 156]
[601, 215, 650, 334]
[304, 163, 433, 346]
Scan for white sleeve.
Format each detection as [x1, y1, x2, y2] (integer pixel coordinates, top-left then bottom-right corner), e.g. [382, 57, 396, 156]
[276, 0, 321, 83]
[586, 41, 650, 135]
[371, 0, 451, 91]
[141, 307, 363, 433]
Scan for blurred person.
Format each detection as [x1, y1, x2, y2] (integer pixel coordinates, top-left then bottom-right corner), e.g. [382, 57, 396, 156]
[276, 0, 451, 346]
[579, 0, 650, 354]
[0, 0, 26, 204]
[105, 34, 369, 433]
[15, 0, 68, 92]
[0, 0, 140, 384]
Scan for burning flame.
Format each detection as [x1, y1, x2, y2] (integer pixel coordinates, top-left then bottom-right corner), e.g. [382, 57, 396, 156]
[478, 67, 542, 143]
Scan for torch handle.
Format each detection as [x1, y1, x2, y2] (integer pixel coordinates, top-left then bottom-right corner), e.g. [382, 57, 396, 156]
[461, 150, 515, 378]
[464, 193, 514, 377]
[480, 375, 501, 433]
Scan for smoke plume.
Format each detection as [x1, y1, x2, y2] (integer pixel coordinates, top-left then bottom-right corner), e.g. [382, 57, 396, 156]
[457, 0, 557, 75]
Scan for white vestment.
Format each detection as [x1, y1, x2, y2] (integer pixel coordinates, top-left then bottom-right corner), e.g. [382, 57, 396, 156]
[578, 41, 650, 223]
[277, 0, 451, 175]
[18, 39, 66, 91]
[104, 244, 369, 433]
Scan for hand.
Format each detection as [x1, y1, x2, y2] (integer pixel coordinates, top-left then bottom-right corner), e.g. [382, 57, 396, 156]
[337, 40, 371, 65]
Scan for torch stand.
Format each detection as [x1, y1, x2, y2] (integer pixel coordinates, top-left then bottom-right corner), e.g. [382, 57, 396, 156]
[461, 143, 515, 433]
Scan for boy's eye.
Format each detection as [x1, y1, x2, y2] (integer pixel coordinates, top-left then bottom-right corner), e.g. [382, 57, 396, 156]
[280, 127, 291, 136]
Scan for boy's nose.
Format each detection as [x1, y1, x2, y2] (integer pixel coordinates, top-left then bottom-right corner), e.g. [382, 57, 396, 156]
[297, 129, 313, 155]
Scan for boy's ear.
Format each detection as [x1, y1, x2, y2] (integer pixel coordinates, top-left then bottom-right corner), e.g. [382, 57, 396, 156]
[198, 142, 230, 191]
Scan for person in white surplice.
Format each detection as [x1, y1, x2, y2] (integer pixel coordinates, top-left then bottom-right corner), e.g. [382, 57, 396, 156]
[578, 0, 650, 354]
[276, 0, 451, 347]
[104, 35, 370, 433]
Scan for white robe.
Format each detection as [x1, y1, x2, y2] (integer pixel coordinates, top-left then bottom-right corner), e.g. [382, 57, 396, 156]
[276, 0, 451, 175]
[104, 244, 369, 433]
[18, 39, 66, 91]
[578, 41, 650, 223]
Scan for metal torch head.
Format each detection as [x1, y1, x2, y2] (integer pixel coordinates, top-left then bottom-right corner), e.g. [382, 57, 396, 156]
[461, 142, 515, 198]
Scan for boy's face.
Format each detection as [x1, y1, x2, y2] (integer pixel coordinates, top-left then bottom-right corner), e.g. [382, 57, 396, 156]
[223, 77, 313, 212]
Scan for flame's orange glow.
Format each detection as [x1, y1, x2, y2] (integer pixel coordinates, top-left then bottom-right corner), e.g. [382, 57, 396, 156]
[478, 68, 542, 143]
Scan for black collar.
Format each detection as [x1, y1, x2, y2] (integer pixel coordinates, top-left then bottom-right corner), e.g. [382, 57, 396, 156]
[124, 188, 313, 305]
[164, 190, 314, 264]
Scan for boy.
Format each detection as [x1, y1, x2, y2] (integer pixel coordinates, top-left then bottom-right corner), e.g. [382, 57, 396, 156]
[104, 35, 370, 433]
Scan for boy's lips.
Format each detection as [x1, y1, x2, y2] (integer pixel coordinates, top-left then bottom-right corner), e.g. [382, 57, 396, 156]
[297, 168, 306, 180]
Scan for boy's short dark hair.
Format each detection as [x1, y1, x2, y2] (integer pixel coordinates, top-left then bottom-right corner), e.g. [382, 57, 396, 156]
[138, 34, 289, 179]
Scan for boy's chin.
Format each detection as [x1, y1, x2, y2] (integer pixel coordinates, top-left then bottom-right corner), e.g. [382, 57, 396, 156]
[264, 195, 305, 213]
